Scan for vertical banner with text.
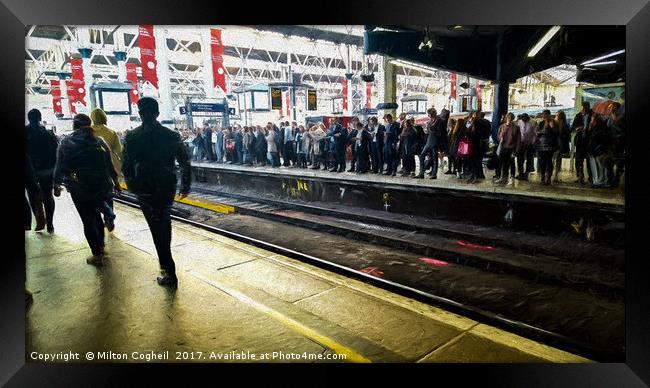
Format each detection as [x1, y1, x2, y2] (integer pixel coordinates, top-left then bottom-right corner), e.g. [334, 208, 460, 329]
[125, 63, 140, 105]
[284, 90, 291, 118]
[450, 72, 457, 100]
[210, 28, 227, 94]
[50, 80, 62, 114]
[139, 25, 158, 90]
[69, 58, 87, 111]
[476, 83, 482, 111]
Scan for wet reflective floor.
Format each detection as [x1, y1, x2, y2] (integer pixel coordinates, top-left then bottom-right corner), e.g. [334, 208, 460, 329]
[25, 193, 588, 363]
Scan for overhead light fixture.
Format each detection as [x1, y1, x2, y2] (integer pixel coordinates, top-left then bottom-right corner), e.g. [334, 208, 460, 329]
[372, 27, 401, 33]
[527, 26, 561, 58]
[389, 59, 438, 74]
[453, 25, 463, 29]
[584, 60, 617, 67]
[580, 49, 625, 65]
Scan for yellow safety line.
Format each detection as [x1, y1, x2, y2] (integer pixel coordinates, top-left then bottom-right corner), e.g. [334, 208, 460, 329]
[191, 271, 371, 363]
[119, 183, 235, 214]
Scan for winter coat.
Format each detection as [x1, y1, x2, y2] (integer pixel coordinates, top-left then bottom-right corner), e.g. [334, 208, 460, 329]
[122, 121, 191, 196]
[90, 108, 123, 175]
[54, 127, 117, 200]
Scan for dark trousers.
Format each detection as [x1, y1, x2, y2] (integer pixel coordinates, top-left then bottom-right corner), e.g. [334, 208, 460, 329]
[384, 145, 397, 173]
[70, 190, 105, 255]
[31, 173, 55, 227]
[283, 142, 294, 166]
[349, 149, 357, 171]
[473, 145, 487, 179]
[537, 150, 555, 179]
[138, 193, 176, 276]
[371, 142, 383, 173]
[418, 143, 437, 177]
[356, 150, 370, 172]
[575, 154, 592, 182]
[257, 150, 267, 166]
[499, 149, 516, 179]
[297, 153, 307, 168]
[334, 147, 346, 171]
[517, 144, 535, 177]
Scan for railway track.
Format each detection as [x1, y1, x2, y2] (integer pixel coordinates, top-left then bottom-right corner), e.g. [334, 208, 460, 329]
[114, 190, 624, 362]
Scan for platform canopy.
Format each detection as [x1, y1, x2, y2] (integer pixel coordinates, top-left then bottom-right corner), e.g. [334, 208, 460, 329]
[364, 25, 625, 83]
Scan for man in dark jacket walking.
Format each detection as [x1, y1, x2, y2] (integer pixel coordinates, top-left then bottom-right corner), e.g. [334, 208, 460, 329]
[122, 98, 191, 288]
[26, 109, 59, 233]
[383, 114, 399, 176]
[54, 114, 120, 265]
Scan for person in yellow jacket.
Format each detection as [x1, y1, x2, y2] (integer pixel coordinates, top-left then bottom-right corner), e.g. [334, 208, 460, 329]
[90, 108, 123, 231]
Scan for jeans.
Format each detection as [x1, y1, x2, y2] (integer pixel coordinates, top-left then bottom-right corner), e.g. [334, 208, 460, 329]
[283, 142, 294, 166]
[100, 195, 115, 222]
[270, 152, 280, 167]
[138, 193, 176, 276]
[384, 144, 397, 174]
[70, 190, 105, 255]
[214, 143, 223, 163]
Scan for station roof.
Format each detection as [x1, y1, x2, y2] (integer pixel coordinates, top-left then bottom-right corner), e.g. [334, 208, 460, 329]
[364, 25, 625, 83]
[251, 25, 364, 47]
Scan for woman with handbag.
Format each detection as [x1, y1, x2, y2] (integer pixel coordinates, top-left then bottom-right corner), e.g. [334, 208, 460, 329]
[456, 119, 473, 180]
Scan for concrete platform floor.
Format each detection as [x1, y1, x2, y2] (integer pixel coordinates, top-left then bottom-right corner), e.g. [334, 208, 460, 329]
[25, 193, 590, 363]
[193, 159, 624, 206]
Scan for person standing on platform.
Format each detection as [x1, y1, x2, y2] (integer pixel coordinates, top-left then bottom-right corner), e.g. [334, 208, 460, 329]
[416, 108, 442, 179]
[242, 127, 253, 166]
[346, 121, 359, 172]
[571, 102, 593, 184]
[367, 117, 385, 174]
[495, 112, 521, 186]
[553, 110, 571, 183]
[234, 126, 243, 165]
[308, 123, 327, 170]
[535, 110, 560, 186]
[256, 126, 268, 166]
[608, 102, 625, 186]
[353, 121, 372, 174]
[192, 127, 205, 161]
[266, 125, 280, 167]
[25, 109, 59, 233]
[90, 108, 123, 232]
[399, 118, 417, 177]
[202, 124, 214, 162]
[469, 111, 491, 183]
[329, 117, 347, 173]
[515, 113, 536, 181]
[53, 114, 120, 265]
[383, 114, 399, 176]
[213, 126, 224, 163]
[122, 98, 191, 287]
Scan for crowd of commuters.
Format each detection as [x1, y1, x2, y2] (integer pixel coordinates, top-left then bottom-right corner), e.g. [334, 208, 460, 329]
[24, 99, 625, 292]
[25, 98, 190, 289]
[175, 101, 624, 188]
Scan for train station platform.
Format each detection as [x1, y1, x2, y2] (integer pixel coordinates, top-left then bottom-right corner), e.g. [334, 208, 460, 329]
[191, 161, 624, 239]
[25, 193, 588, 363]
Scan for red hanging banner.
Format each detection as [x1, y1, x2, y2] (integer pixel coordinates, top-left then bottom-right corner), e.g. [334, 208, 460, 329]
[50, 80, 62, 114]
[210, 28, 227, 93]
[476, 83, 482, 111]
[66, 80, 78, 114]
[138, 25, 158, 89]
[342, 79, 348, 111]
[450, 72, 457, 100]
[125, 63, 140, 104]
[69, 58, 86, 106]
[365, 82, 372, 108]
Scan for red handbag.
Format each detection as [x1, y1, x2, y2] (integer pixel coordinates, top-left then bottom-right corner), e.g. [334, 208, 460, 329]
[457, 138, 472, 157]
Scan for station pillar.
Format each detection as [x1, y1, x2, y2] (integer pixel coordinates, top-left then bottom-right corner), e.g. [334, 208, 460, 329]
[491, 81, 509, 142]
[154, 26, 174, 124]
[381, 56, 397, 117]
[201, 27, 217, 100]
